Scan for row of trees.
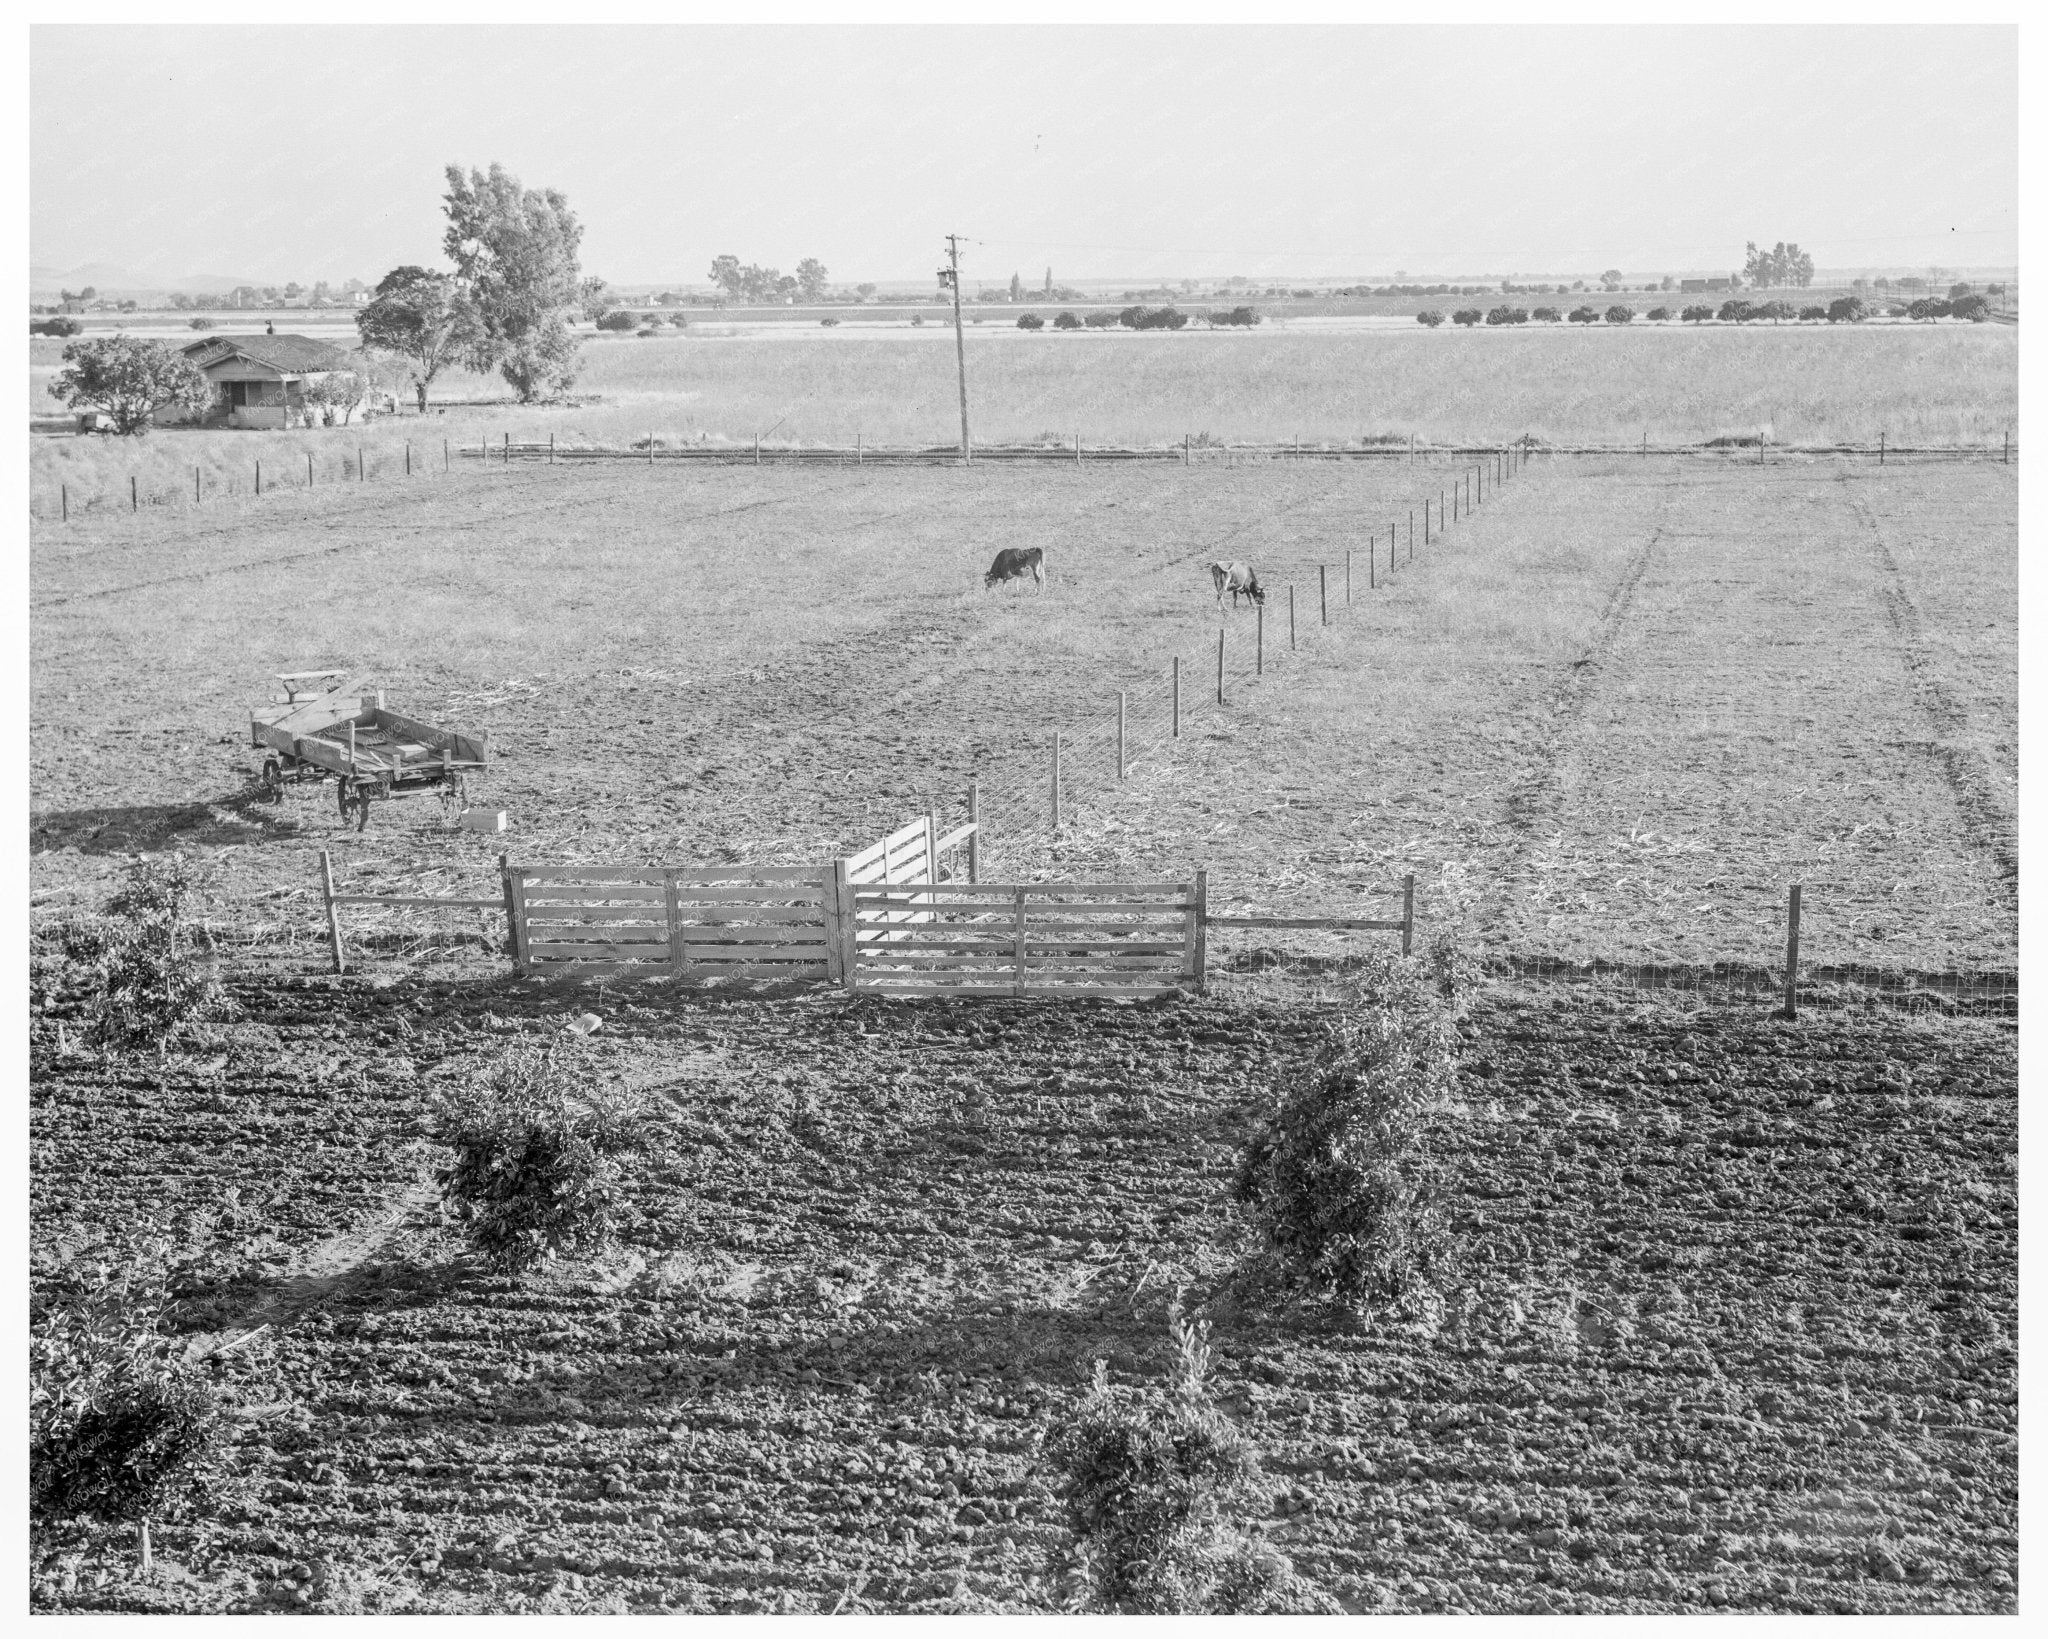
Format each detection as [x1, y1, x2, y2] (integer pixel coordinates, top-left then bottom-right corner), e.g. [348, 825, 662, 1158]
[1416, 291, 1990, 329]
[1743, 240, 1817, 288]
[1013, 305, 1259, 331]
[705, 255, 830, 304]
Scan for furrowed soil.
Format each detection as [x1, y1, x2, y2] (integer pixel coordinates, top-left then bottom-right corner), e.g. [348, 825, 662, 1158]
[28, 983, 2016, 1613]
[29, 454, 2016, 1613]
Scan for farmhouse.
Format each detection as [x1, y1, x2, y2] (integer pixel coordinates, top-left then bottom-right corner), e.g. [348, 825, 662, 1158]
[1679, 277, 1735, 293]
[171, 333, 358, 429]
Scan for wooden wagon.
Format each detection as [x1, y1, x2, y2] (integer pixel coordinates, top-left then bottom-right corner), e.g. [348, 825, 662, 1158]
[249, 671, 490, 831]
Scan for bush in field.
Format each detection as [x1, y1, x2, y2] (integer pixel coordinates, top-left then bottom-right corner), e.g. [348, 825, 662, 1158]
[1799, 305, 1827, 322]
[1083, 310, 1120, 329]
[1206, 306, 1260, 327]
[32, 317, 83, 337]
[1415, 309, 1445, 328]
[1680, 304, 1713, 323]
[595, 310, 638, 331]
[1232, 953, 1453, 1311]
[1484, 305, 1528, 326]
[1950, 294, 1990, 322]
[1827, 295, 1866, 324]
[1451, 308, 1481, 327]
[1017, 313, 1045, 330]
[1119, 305, 1188, 331]
[1907, 298, 1952, 321]
[1604, 304, 1635, 324]
[64, 856, 226, 1062]
[1053, 311, 1082, 330]
[1047, 1304, 1334, 1614]
[1568, 305, 1599, 324]
[1530, 306, 1561, 323]
[431, 1039, 648, 1274]
[1646, 306, 1671, 321]
[1717, 298, 1755, 324]
[48, 336, 212, 435]
[30, 1287, 227, 1530]
[187, 317, 214, 330]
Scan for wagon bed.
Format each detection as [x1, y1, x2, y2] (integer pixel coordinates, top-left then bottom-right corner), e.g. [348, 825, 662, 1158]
[250, 671, 489, 829]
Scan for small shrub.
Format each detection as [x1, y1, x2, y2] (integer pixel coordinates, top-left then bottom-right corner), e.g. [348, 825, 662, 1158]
[188, 317, 214, 330]
[32, 316, 83, 337]
[1681, 304, 1714, 323]
[1083, 310, 1120, 329]
[1232, 954, 1453, 1311]
[1530, 305, 1561, 322]
[30, 1287, 227, 1528]
[431, 1040, 648, 1274]
[1052, 311, 1082, 330]
[67, 855, 226, 1060]
[1646, 305, 1671, 321]
[1604, 304, 1635, 324]
[1950, 294, 1989, 322]
[819, 316, 840, 326]
[1047, 1304, 1333, 1614]
[1716, 298, 1755, 324]
[594, 310, 637, 331]
[1451, 308, 1482, 327]
[1483, 305, 1527, 326]
[1798, 305, 1827, 321]
[1016, 313, 1044, 330]
[1415, 309, 1445, 328]
[1206, 305, 1260, 327]
[1826, 295, 1866, 324]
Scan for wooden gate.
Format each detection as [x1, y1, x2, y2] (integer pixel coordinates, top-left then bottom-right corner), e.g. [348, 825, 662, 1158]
[507, 863, 834, 980]
[840, 877, 1202, 998]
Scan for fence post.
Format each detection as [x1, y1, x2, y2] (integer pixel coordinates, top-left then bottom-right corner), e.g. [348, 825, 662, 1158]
[444, 438, 450, 472]
[320, 849, 345, 974]
[1012, 884, 1028, 998]
[550, 433, 555, 465]
[1320, 564, 1328, 625]
[1216, 627, 1225, 703]
[830, 857, 856, 987]
[925, 808, 939, 884]
[1256, 601, 1264, 673]
[1424, 499, 1430, 545]
[61, 483, 67, 522]
[307, 453, 313, 487]
[1192, 868, 1209, 993]
[503, 432, 509, 466]
[1050, 733, 1061, 833]
[1075, 431, 1081, 467]
[1172, 658, 1180, 738]
[667, 868, 690, 982]
[1401, 873, 1415, 956]
[1784, 883, 1802, 1019]
[649, 432, 655, 467]
[1289, 586, 1296, 650]
[405, 441, 411, 477]
[1116, 693, 1127, 778]
[754, 435, 761, 465]
[967, 779, 981, 882]
[2003, 429, 2009, 465]
[360, 446, 367, 482]
[1369, 535, 1376, 590]
[501, 853, 528, 973]
[1408, 510, 1413, 556]
[856, 431, 862, 466]
[1184, 432, 1191, 466]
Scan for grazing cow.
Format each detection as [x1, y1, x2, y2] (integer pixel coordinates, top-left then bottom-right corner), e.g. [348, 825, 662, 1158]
[985, 546, 1045, 589]
[1209, 561, 1265, 607]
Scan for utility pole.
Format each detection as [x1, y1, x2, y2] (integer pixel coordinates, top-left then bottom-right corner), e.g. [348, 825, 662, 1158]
[941, 235, 972, 464]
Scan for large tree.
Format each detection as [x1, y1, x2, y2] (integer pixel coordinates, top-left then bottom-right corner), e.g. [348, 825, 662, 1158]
[797, 258, 829, 301]
[709, 254, 743, 301]
[355, 266, 479, 412]
[48, 336, 211, 434]
[442, 162, 586, 402]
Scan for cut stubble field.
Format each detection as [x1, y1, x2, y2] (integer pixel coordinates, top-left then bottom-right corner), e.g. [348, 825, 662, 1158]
[29, 451, 2016, 1614]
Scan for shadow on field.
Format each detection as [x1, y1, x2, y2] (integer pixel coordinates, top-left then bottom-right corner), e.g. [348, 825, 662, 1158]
[32, 791, 297, 855]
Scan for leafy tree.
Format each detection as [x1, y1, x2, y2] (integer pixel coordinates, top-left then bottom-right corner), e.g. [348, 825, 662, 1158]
[355, 267, 478, 412]
[1717, 298, 1755, 324]
[1907, 297, 1951, 321]
[48, 337, 211, 434]
[1681, 304, 1714, 323]
[1947, 282, 1973, 301]
[773, 272, 798, 301]
[31, 317, 82, 337]
[1568, 305, 1599, 324]
[1451, 308, 1481, 327]
[1950, 294, 1990, 322]
[854, 282, 877, 301]
[442, 161, 586, 402]
[1605, 304, 1635, 324]
[1415, 309, 1445, 328]
[1016, 312, 1044, 330]
[1484, 305, 1528, 326]
[1053, 311, 1082, 330]
[1009, 271, 1024, 302]
[1646, 306, 1671, 321]
[1755, 299, 1794, 324]
[797, 258, 829, 301]
[595, 310, 637, 331]
[1742, 240, 1815, 288]
[1600, 268, 1623, 290]
[1798, 305, 1827, 321]
[709, 254, 744, 301]
[1825, 295, 1866, 324]
[1531, 305, 1561, 322]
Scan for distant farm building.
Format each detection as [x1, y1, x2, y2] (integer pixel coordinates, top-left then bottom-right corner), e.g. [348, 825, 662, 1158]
[1680, 278, 1735, 293]
[172, 333, 358, 429]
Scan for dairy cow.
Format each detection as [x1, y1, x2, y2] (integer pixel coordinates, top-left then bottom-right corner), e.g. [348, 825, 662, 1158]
[985, 546, 1045, 589]
[1209, 561, 1265, 607]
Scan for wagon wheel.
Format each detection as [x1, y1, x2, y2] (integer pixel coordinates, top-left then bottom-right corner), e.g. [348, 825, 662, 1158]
[337, 780, 369, 830]
[259, 757, 284, 804]
[337, 779, 354, 824]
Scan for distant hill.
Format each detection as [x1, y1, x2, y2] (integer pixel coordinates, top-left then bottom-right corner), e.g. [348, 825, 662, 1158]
[30, 262, 266, 297]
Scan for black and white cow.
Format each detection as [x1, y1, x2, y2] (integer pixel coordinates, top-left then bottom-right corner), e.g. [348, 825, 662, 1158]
[986, 546, 1046, 589]
[1209, 561, 1265, 607]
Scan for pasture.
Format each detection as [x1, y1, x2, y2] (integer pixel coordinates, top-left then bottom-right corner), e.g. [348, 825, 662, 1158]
[28, 452, 2017, 1612]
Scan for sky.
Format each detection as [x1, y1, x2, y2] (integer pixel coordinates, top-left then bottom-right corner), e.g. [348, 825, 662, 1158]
[29, 24, 2018, 289]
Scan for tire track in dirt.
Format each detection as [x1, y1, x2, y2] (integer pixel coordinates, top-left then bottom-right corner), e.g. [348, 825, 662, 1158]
[1470, 505, 1669, 941]
[1841, 480, 2017, 910]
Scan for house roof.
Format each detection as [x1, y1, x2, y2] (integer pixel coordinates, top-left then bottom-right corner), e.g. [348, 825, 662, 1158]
[182, 334, 355, 374]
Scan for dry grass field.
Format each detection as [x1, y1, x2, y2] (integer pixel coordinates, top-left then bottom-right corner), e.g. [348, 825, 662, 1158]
[29, 451, 2016, 1613]
[30, 322, 2016, 517]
